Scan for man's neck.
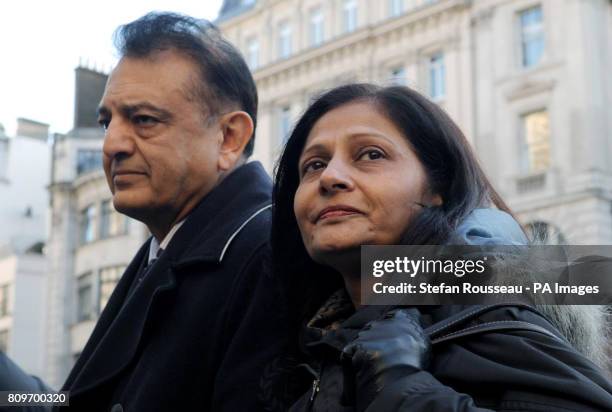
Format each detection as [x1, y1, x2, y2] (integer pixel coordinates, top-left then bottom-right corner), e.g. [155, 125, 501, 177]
[146, 159, 247, 240]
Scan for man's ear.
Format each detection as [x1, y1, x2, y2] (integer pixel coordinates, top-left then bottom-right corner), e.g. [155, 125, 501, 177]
[217, 111, 254, 171]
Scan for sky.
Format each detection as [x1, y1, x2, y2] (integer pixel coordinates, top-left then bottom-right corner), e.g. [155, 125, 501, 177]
[0, 0, 223, 136]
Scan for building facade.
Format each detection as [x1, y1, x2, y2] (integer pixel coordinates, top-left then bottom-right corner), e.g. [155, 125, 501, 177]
[0, 119, 50, 378]
[217, 0, 612, 244]
[44, 67, 148, 387]
[0, 251, 47, 378]
[0, 118, 51, 253]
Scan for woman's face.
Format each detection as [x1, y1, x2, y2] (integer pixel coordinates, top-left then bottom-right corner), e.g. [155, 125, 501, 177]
[294, 101, 440, 268]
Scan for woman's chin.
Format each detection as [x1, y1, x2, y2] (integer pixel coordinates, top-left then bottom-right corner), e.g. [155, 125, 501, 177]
[309, 241, 361, 268]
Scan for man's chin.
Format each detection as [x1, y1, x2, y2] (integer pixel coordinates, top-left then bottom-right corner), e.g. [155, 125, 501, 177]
[112, 195, 151, 222]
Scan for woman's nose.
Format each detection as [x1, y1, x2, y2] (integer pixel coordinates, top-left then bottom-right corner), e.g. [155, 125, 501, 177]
[319, 159, 354, 194]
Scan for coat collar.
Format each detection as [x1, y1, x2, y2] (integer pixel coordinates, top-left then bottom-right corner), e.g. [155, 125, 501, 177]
[301, 289, 393, 356]
[163, 161, 272, 267]
[65, 161, 272, 397]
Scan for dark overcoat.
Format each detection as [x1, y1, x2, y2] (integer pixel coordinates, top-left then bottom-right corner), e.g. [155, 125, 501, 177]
[60, 162, 288, 412]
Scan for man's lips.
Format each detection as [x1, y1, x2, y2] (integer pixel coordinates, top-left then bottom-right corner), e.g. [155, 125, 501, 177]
[112, 170, 146, 186]
[316, 205, 363, 222]
[112, 170, 146, 178]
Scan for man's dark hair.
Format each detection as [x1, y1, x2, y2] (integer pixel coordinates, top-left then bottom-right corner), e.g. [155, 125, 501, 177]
[114, 12, 258, 157]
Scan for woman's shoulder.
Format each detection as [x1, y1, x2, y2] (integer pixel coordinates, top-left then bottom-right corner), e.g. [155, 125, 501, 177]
[425, 304, 612, 410]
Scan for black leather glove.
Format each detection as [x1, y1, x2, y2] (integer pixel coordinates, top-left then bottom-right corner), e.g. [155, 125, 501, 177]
[341, 308, 430, 412]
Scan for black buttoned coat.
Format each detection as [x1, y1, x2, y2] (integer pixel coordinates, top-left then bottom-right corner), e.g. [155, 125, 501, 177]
[60, 162, 288, 411]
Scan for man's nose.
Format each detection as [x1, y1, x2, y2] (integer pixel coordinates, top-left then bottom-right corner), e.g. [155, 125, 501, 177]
[102, 119, 135, 159]
[319, 158, 354, 195]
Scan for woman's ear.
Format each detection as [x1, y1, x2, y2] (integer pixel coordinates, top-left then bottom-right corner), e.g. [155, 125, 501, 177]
[217, 111, 254, 171]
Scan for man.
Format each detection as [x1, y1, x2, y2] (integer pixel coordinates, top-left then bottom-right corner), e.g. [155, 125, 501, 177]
[60, 12, 287, 411]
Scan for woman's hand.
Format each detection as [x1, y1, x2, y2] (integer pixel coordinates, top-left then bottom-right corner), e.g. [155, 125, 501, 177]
[341, 308, 430, 411]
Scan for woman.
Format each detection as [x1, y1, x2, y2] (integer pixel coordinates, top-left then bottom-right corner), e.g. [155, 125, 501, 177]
[263, 84, 612, 411]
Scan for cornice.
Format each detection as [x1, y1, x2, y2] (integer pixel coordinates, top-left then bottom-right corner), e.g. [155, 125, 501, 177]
[253, 0, 468, 85]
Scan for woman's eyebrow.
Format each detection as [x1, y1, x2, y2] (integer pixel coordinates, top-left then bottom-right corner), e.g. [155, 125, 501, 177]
[299, 143, 328, 160]
[347, 132, 398, 148]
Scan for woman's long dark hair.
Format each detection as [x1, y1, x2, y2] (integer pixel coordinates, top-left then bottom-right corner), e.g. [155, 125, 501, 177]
[272, 83, 512, 337]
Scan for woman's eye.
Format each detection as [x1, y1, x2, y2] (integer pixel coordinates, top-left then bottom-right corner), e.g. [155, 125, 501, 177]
[358, 149, 385, 161]
[302, 160, 326, 175]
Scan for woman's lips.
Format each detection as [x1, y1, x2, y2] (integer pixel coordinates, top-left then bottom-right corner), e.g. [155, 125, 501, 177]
[316, 206, 363, 222]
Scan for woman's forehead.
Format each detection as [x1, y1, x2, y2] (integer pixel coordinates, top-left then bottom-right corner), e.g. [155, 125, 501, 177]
[301, 102, 409, 154]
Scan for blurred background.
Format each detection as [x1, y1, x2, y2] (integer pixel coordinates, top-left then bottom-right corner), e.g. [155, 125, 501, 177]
[0, 0, 610, 388]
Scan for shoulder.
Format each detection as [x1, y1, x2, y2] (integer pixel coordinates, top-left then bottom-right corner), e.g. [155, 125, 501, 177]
[428, 305, 612, 409]
[220, 204, 271, 267]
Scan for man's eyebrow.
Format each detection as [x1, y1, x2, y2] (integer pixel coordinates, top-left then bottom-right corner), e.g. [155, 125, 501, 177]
[96, 106, 110, 118]
[123, 103, 172, 119]
[96, 103, 172, 120]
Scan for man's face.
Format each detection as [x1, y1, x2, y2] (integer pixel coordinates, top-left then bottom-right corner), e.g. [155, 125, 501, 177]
[98, 50, 223, 227]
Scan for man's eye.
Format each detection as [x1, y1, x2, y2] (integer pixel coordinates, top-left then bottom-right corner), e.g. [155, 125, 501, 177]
[97, 118, 110, 130]
[302, 160, 326, 175]
[358, 149, 385, 161]
[133, 115, 158, 126]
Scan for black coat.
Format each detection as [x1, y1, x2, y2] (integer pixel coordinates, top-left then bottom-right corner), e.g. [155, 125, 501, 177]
[286, 295, 612, 412]
[60, 162, 288, 412]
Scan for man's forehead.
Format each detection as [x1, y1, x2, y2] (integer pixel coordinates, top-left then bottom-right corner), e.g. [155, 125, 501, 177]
[101, 54, 197, 107]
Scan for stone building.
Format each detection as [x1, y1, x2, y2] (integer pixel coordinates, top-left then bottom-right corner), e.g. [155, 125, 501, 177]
[0, 118, 51, 378]
[217, 0, 612, 244]
[44, 66, 148, 387]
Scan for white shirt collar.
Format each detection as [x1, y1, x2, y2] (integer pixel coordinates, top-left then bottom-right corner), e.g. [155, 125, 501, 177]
[148, 220, 186, 264]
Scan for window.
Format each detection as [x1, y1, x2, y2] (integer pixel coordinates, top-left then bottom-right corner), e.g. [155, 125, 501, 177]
[80, 204, 97, 244]
[389, 0, 404, 17]
[77, 273, 94, 322]
[0, 330, 9, 352]
[520, 110, 550, 173]
[389, 66, 407, 85]
[99, 266, 125, 312]
[519, 6, 544, 68]
[76, 149, 102, 175]
[278, 22, 292, 59]
[429, 53, 445, 100]
[343, 0, 358, 33]
[309, 8, 325, 47]
[100, 200, 128, 239]
[278, 106, 292, 144]
[246, 37, 259, 70]
[0, 284, 10, 318]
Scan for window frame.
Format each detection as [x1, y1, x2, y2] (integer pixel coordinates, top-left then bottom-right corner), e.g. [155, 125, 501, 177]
[519, 109, 551, 174]
[389, 0, 404, 17]
[518, 5, 544, 69]
[246, 36, 260, 70]
[76, 149, 103, 176]
[309, 7, 325, 47]
[0, 284, 10, 318]
[278, 105, 292, 145]
[80, 203, 97, 245]
[428, 52, 446, 101]
[76, 272, 94, 322]
[278, 21, 293, 59]
[342, 0, 358, 33]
